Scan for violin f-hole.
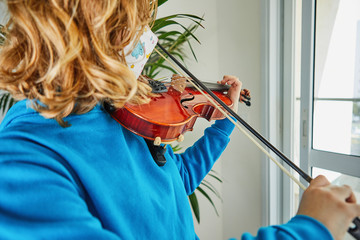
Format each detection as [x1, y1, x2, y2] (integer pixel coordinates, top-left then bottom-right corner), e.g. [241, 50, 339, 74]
[180, 93, 195, 109]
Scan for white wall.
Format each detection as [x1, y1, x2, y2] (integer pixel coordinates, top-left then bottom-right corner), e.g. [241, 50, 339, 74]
[158, 1, 262, 239]
[217, 1, 262, 239]
[0, 2, 8, 24]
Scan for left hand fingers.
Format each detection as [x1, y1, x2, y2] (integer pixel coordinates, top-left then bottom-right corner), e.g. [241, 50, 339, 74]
[217, 75, 242, 88]
[241, 89, 250, 96]
[217, 75, 242, 99]
[217, 75, 242, 113]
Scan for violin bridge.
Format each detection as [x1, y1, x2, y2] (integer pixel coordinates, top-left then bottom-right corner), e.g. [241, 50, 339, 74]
[170, 74, 187, 93]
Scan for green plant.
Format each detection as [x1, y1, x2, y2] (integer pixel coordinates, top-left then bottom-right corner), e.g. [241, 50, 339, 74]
[189, 170, 223, 223]
[145, 12, 203, 78]
[0, 24, 5, 46]
[0, 91, 16, 115]
[0, 1, 222, 224]
[0, 24, 15, 115]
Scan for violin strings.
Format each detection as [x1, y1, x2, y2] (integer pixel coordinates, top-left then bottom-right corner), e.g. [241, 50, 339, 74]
[154, 47, 306, 191]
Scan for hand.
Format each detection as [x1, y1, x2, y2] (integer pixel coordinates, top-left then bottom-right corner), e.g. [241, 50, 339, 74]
[297, 175, 360, 240]
[217, 75, 242, 113]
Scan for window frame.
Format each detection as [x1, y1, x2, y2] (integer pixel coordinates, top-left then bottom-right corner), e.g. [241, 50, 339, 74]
[262, 0, 360, 227]
[261, 0, 296, 225]
[300, 0, 360, 180]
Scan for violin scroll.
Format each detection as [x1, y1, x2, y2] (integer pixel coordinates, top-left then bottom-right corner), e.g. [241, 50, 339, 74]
[240, 89, 251, 106]
[171, 74, 252, 107]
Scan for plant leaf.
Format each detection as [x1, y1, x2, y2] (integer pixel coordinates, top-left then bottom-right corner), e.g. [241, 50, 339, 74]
[189, 192, 200, 223]
[200, 180, 223, 201]
[152, 19, 182, 33]
[149, 63, 177, 75]
[170, 144, 183, 153]
[152, 15, 204, 34]
[207, 172, 223, 183]
[1, 93, 9, 114]
[0, 92, 17, 115]
[185, 37, 198, 62]
[157, 31, 182, 40]
[157, 0, 168, 7]
[196, 186, 219, 216]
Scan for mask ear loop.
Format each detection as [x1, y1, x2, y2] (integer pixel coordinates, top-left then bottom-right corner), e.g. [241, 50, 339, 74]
[154, 47, 306, 191]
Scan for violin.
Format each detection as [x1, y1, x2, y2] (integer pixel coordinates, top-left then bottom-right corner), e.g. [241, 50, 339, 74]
[105, 74, 251, 146]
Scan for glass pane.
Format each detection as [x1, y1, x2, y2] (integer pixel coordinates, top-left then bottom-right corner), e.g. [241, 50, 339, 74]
[312, 167, 360, 240]
[313, 101, 355, 154]
[313, 0, 360, 156]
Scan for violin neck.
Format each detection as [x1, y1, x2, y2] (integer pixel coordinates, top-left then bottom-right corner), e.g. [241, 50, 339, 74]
[170, 74, 229, 92]
[187, 81, 229, 91]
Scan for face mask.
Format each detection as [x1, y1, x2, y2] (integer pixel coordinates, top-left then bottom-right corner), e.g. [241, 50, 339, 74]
[124, 26, 158, 79]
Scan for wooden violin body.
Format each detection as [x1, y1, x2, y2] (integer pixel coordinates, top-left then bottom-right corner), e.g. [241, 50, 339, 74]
[108, 80, 233, 144]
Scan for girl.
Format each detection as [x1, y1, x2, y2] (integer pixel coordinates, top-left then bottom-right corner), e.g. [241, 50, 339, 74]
[0, 1, 358, 239]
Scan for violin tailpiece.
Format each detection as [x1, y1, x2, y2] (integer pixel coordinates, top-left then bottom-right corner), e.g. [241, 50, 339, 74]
[147, 78, 167, 93]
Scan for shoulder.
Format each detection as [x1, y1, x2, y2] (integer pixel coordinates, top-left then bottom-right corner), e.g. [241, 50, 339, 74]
[0, 100, 110, 132]
[0, 100, 111, 163]
[0, 100, 39, 130]
[1, 100, 107, 129]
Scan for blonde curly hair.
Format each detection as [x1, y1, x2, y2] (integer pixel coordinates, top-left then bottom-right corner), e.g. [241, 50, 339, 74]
[0, 0, 157, 126]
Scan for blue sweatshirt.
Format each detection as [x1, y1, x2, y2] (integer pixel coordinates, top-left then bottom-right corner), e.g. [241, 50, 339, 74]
[0, 100, 333, 240]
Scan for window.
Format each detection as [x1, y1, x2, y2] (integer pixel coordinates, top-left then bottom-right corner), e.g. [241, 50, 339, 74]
[313, 0, 360, 157]
[301, 0, 360, 179]
[264, 1, 360, 232]
[298, 1, 360, 238]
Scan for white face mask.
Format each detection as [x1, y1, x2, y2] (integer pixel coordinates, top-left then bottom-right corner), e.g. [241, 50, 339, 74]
[123, 26, 158, 79]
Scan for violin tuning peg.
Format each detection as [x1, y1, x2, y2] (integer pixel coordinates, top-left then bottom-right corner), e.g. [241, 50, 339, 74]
[177, 134, 184, 143]
[154, 137, 162, 146]
[244, 100, 251, 107]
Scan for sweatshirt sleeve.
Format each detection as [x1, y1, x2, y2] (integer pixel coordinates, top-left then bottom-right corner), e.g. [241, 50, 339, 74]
[0, 138, 121, 240]
[240, 215, 333, 240]
[168, 117, 235, 194]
